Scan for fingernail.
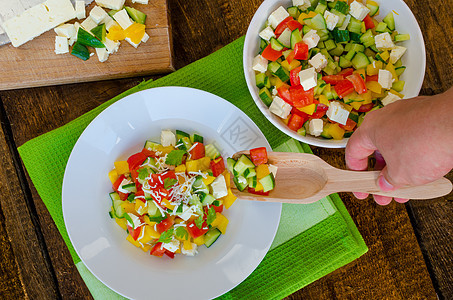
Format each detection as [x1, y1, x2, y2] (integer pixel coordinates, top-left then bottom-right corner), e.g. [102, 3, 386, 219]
[378, 175, 395, 192]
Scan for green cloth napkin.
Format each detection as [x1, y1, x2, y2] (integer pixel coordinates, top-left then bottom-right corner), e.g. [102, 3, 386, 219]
[18, 36, 367, 299]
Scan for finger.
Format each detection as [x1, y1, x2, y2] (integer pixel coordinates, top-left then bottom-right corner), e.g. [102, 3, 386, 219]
[377, 170, 397, 192]
[345, 128, 377, 171]
[394, 198, 410, 203]
[373, 194, 393, 206]
[353, 192, 369, 199]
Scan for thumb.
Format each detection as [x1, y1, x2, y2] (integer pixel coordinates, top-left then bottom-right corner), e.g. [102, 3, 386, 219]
[377, 166, 397, 192]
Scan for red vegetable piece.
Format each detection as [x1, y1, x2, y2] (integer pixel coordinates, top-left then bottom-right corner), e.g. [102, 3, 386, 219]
[261, 44, 283, 61]
[288, 113, 306, 131]
[277, 85, 292, 104]
[339, 118, 357, 131]
[127, 152, 147, 171]
[287, 20, 303, 31]
[189, 142, 205, 160]
[286, 50, 296, 64]
[186, 220, 209, 239]
[337, 68, 354, 77]
[290, 66, 302, 86]
[247, 187, 270, 196]
[357, 103, 374, 112]
[289, 86, 314, 108]
[150, 242, 166, 257]
[322, 75, 344, 85]
[141, 148, 155, 157]
[210, 157, 225, 177]
[334, 79, 355, 98]
[164, 250, 175, 259]
[156, 217, 174, 234]
[363, 14, 376, 30]
[291, 107, 310, 119]
[250, 147, 268, 166]
[311, 103, 329, 119]
[346, 73, 367, 95]
[366, 75, 379, 82]
[127, 225, 142, 241]
[293, 42, 309, 60]
[274, 16, 294, 36]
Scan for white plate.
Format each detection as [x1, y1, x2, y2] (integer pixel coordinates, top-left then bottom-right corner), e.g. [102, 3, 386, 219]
[243, 0, 426, 148]
[62, 87, 281, 300]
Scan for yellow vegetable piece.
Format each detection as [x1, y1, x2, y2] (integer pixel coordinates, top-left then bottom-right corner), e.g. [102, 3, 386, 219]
[222, 170, 231, 189]
[155, 145, 175, 154]
[144, 215, 156, 227]
[183, 240, 193, 250]
[120, 202, 136, 214]
[254, 181, 264, 192]
[222, 189, 237, 209]
[135, 200, 147, 215]
[256, 164, 270, 179]
[389, 89, 404, 98]
[342, 103, 353, 112]
[203, 175, 216, 186]
[115, 217, 128, 230]
[211, 213, 229, 234]
[282, 115, 290, 125]
[125, 22, 146, 45]
[366, 61, 383, 76]
[106, 25, 126, 41]
[126, 234, 141, 248]
[380, 50, 390, 62]
[193, 235, 205, 246]
[288, 59, 301, 70]
[161, 198, 176, 210]
[354, 69, 366, 80]
[361, 91, 373, 104]
[140, 244, 152, 252]
[298, 103, 316, 115]
[185, 160, 199, 172]
[280, 60, 290, 71]
[270, 76, 283, 88]
[197, 157, 211, 171]
[298, 12, 316, 24]
[350, 101, 362, 110]
[318, 95, 330, 106]
[385, 63, 399, 81]
[114, 161, 129, 174]
[361, 21, 366, 33]
[175, 164, 186, 173]
[137, 225, 160, 244]
[366, 81, 382, 94]
[108, 169, 119, 184]
[328, 123, 346, 140]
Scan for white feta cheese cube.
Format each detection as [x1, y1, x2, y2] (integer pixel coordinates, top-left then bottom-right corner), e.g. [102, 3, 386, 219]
[272, 88, 278, 96]
[309, 119, 324, 137]
[54, 36, 69, 54]
[308, 53, 328, 72]
[378, 69, 393, 89]
[161, 130, 176, 147]
[162, 238, 180, 253]
[293, 0, 311, 10]
[381, 93, 402, 106]
[269, 96, 292, 119]
[326, 101, 350, 125]
[268, 164, 278, 178]
[349, 1, 371, 21]
[114, 9, 134, 30]
[105, 18, 119, 31]
[90, 6, 109, 24]
[299, 67, 318, 91]
[141, 33, 149, 43]
[375, 32, 395, 50]
[75, 1, 86, 19]
[95, 0, 126, 10]
[125, 37, 141, 48]
[126, 213, 141, 228]
[178, 205, 195, 221]
[324, 11, 340, 31]
[211, 174, 228, 199]
[181, 243, 198, 256]
[268, 6, 290, 29]
[95, 48, 109, 62]
[132, 0, 149, 4]
[259, 26, 276, 41]
[81, 16, 98, 32]
[302, 30, 320, 49]
[54, 24, 77, 46]
[389, 46, 407, 64]
[252, 55, 268, 73]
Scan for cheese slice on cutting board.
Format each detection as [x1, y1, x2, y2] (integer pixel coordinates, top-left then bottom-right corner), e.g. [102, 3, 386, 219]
[2, 0, 76, 47]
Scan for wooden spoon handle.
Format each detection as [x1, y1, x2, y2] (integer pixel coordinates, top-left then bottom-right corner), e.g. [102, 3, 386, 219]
[327, 169, 453, 200]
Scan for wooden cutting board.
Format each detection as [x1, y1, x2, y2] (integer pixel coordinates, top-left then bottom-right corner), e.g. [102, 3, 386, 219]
[0, 0, 173, 90]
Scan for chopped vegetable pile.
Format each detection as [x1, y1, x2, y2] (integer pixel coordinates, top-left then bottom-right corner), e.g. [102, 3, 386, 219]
[228, 147, 277, 196]
[108, 129, 237, 258]
[253, 0, 410, 140]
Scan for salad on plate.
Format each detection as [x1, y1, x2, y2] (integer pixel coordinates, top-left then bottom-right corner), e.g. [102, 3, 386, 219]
[253, 0, 410, 140]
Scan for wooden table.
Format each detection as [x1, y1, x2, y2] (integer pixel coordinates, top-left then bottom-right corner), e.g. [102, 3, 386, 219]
[1, 0, 452, 299]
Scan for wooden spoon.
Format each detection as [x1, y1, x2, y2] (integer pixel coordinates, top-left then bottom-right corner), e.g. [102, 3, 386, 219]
[230, 151, 453, 204]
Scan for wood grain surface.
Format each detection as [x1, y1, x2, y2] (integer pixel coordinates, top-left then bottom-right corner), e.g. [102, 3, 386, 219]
[0, 0, 452, 299]
[0, 0, 173, 91]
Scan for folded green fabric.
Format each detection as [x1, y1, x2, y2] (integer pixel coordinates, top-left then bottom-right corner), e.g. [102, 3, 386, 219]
[18, 36, 367, 299]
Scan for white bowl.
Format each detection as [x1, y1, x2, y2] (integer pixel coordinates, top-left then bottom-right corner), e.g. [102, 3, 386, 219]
[243, 0, 426, 148]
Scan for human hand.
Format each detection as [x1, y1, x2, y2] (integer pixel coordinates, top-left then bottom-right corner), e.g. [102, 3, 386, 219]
[345, 89, 453, 205]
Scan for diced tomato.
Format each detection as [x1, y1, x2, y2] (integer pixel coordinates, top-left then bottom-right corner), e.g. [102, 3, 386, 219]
[160, 170, 177, 182]
[346, 73, 367, 94]
[286, 50, 296, 64]
[247, 187, 270, 196]
[204, 204, 224, 215]
[363, 14, 375, 30]
[337, 68, 354, 77]
[113, 174, 126, 191]
[311, 103, 329, 119]
[277, 86, 292, 104]
[293, 42, 309, 60]
[288, 113, 306, 131]
[290, 66, 302, 86]
[127, 225, 142, 240]
[250, 147, 268, 166]
[210, 157, 225, 177]
[150, 242, 166, 257]
[127, 152, 147, 171]
[366, 75, 379, 82]
[339, 118, 357, 131]
[164, 251, 175, 259]
[141, 148, 155, 157]
[287, 20, 303, 31]
[291, 107, 309, 119]
[357, 103, 375, 112]
[130, 168, 139, 184]
[322, 75, 344, 85]
[274, 16, 294, 36]
[186, 221, 209, 239]
[289, 86, 314, 108]
[261, 44, 283, 61]
[334, 79, 355, 98]
[156, 217, 174, 233]
[189, 142, 205, 160]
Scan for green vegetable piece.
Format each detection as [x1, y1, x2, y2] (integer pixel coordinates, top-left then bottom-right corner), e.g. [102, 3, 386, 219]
[158, 228, 174, 243]
[194, 215, 204, 229]
[91, 23, 106, 42]
[77, 28, 105, 48]
[70, 42, 90, 61]
[164, 178, 177, 189]
[206, 207, 217, 225]
[108, 9, 120, 18]
[125, 6, 147, 24]
[175, 227, 189, 240]
[165, 150, 186, 165]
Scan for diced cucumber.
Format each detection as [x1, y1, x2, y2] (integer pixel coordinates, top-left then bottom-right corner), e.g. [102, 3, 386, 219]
[176, 137, 192, 150]
[192, 175, 208, 192]
[110, 192, 125, 218]
[243, 167, 257, 179]
[144, 140, 160, 150]
[329, 43, 344, 56]
[77, 28, 105, 48]
[321, 123, 333, 139]
[268, 61, 290, 82]
[91, 23, 106, 42]
[392, 80, 405, 92]
[331, 29, 350, 43]
[291, 29, 303, 49]
[125, 6, 146, 24]
[349, 32, 361, 43]
[287, 6, 300, 19]
[331, 9, 346, 27]
[350, 43, 365, 53]
[204, 228, 222, 248]
[108, 9, 119, 18]
[248, 176, 258, 188]
[375, 22, 389, 33]
[314, 1, 327, 15]
[311, 13, 326, 30]
[259, 173, 275, 192]
[348, 17, 363, 34]
[302, 25, 312, 35]
[205, 144, 220, 159]
[233, 176, 248, 191]
[349, 112, 359, 123]
[317, 29, 330, 42]
[366, 3, 379, 17]
[259, 87, 273, 107]
[395, 66, 406, 76]
[297, 126, 306, 136]
[227, 157, 236, 173]
[277, 28, 292, 48]
[233, 155, 255, 175]
[334, 1, 348, 14]
[383, 12, 395, 31]
[324, 39, 336, 51]
[344, 49, 356, 61]
[270, 37, 284, 51]
[71, 42, 90, 61]
[394, 34, 410, 42]
[121, 183, 137, 193]
[339, 56, 352, 68]
[318, 41, 325, 49]
[190, 133, 204, 144]
[351, 52, 370, 69]
[176, 130, 190, 140]
[360, 29, 375, 48]
[200, 192, 216, 205]
[364, 47, 376, 58]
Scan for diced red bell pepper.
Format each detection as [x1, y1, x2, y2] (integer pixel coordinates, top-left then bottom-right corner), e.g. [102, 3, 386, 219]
[274, 16, 294, 36]
[363, 14, 376, 30]
[204, 204, 224, 215]
[164, 250, 175, 259]
[141, 148, 155, 157]
[346, 73, 367, 95]
[287, 20, 303, 31]
[366, 75, 379, 82]
[291, 107, 309, 119]
[150, 242, 166, 257]
[187, 220, 209, 239]
[127, 225, 142, 241]
[127, 152, 147, 171]
[290, 66, 302, 86]
[337, 68, 354, 77]
[288, 113, 306, 131]
[156, 217, 174, 233]
[311, 103, 329, 119]
[210, 157, 225, 177]
[357, 103, 375, 112]
[277, 85, 292, 104]
[160, 170, 177, 182]
[189, 142, 205, 160]
[339, 118, 357, 131]
[247, 187, 270, 196]
[261, 44, 283, 61]
[249, 147, 268, 166]
[113, 175, 129, 200]
[289, 86, 314, 108]
[334, 79, 355, 98]
[286, 50, 296, 64]
[293, 42, 309, 60]
[322, 75, 344, 85]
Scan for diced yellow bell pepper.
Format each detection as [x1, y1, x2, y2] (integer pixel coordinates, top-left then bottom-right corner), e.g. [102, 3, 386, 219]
[108, 169, 119, 184]
[124, 22, 146, 44]
[144, 215, 156, 227]
[361, 91, 373, 104]
[328, 123, 346, 140]
[389, 89, 404, 98]
[366, 61, 383, 76]
[298, 11, 317, 24]
[135, 200, 147, 215]
[183, 240, 193, 250]
[270, 76, 283, 88]
[385, 62, 399, 81]
[256, 164, 270, 179]
[193, 235, 205, 246]
[287, 59, 301, 70]
[115, 217, 128, 230]
[203, 175, 216, 186]
[175, 164, 186, 173]
[280, 60, 291, 71]
[254, 181, 264, 191]
[106, 25, 126, 41]
[379, 50, 390, 62]
[126, 234, 141, 248]
[185, 160, 199, 173]
[140, 244, 152, 252]
[222, 170, 231, 189]
[366, 81, 382, 94]
[161, 198, 176, 210]
[114, 161, 129, 174]
[298, 103, 316, 115]
[222, 189, 237, 209]
[197, 157, 211, 171]
[120, 202, 136, 214]
[155, 145, 175, 154]
[177, 174, 186, 184]
[282, 115, 290, 125]
[211, 213, 229, 234]
[342, 103, 353, 112]
[137, 225, 153, 244]
[318, 95, 330, 106]
[350, 101, 362, 111]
